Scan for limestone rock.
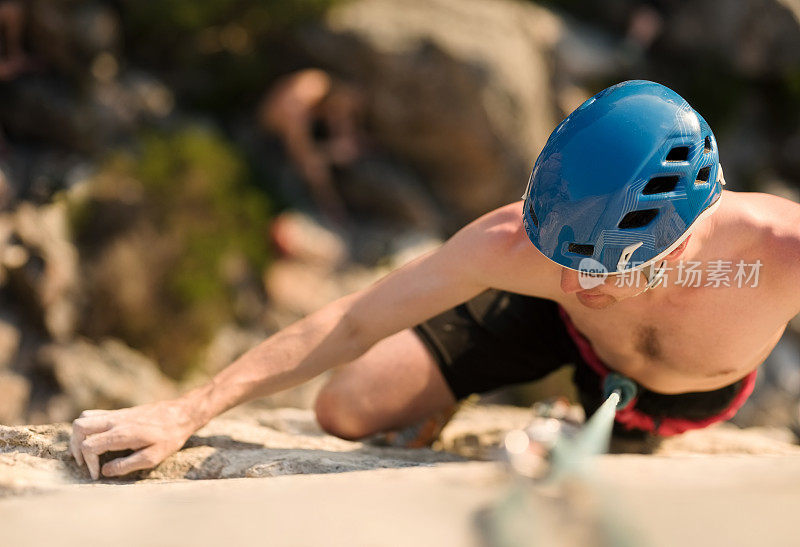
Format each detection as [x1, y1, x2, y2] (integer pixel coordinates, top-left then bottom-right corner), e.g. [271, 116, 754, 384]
[439, 404, 800, 458]
[301, 0, 637, 228]
[36, 338, 177, 417]
[270, 211, 348, 267]
[0, 311, 22, 370]
[438, 403, 532, 460]
[0, 372, 31, 425]
[730, 335, 800, 431]
[302, 0, 564, 226]
[264, 259, 346, 317]
[654, 424, 800, 455]
[6, 201, 81, 342]
[337, 157, 445, 231]
[660, 0, 800, 77]
[0, 407, 463, 494]
[198, 324, 268, 376]
[0, 405, 798, 500]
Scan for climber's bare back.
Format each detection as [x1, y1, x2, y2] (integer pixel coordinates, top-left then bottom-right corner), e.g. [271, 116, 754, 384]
[465, 191, 800, 395]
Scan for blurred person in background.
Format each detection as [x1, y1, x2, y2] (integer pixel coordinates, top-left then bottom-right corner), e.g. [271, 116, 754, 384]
[259, 68, 364, 224]
[259, 68, 443, 233]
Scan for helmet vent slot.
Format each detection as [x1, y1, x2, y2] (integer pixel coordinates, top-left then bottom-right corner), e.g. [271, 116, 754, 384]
[618, 209, 658, 229]
[665, 146, 689, 162]
[528, 201, 539, 227]
[568, 243, 594, 256]
[695, 166, 711, 184]
[642, 176, 679, 195]
[704, 136, 712, 153]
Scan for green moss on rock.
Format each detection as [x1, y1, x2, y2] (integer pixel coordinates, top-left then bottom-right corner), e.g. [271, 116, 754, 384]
[72, 127, 272, 378]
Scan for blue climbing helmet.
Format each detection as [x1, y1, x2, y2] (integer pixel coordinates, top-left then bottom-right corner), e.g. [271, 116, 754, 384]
[522, 80, 724, 276]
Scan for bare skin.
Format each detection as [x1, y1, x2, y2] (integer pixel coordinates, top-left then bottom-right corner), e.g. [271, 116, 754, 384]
[71, 190, 800, 479]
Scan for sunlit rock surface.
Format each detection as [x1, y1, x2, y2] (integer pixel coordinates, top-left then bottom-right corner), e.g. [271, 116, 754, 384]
[1, 405, 797, 497]
[0, 405, 799, 547]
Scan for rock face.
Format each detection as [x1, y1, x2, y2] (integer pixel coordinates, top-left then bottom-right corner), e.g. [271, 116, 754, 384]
[302, 0, 565, 227]
[4, 201, 81, 343]
[300, 0, 645, 228]
[0, 0, 797, 436]
[659, 0, 800, 77]
[0, 2, 172, 155]
[0, 407, 463, 495]
[439, 404, 800, 458]
[0, 372, 30, 424]
[0, 405, 797, 497]
[0, 197, 192, 426]
[36, 338, 177, 421]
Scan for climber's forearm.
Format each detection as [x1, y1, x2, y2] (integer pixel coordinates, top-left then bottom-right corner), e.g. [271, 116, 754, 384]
[182, 293, 369, 429]
[178, 213, 502, 431]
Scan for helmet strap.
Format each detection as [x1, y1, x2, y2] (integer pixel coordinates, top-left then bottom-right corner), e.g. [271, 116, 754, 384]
[634, 259, 668, 295]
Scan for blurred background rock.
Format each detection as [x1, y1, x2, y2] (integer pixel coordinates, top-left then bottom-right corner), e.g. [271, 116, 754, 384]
[0, 0, 796, 433]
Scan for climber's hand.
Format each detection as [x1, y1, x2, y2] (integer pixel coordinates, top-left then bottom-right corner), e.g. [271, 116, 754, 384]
[70, 399, 198, 480]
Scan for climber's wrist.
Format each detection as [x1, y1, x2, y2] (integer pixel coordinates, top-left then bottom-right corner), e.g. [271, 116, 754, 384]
[178, 382, 219, 431]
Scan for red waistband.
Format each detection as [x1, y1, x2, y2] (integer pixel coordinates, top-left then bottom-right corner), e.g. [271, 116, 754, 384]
[557, 306, 757, 436]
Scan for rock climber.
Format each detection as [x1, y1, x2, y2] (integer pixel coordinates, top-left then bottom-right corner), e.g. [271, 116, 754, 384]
[71, 80, 800, 479]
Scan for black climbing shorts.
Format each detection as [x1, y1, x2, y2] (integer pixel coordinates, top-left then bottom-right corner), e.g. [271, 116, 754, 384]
[413, 289, 745, 426]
